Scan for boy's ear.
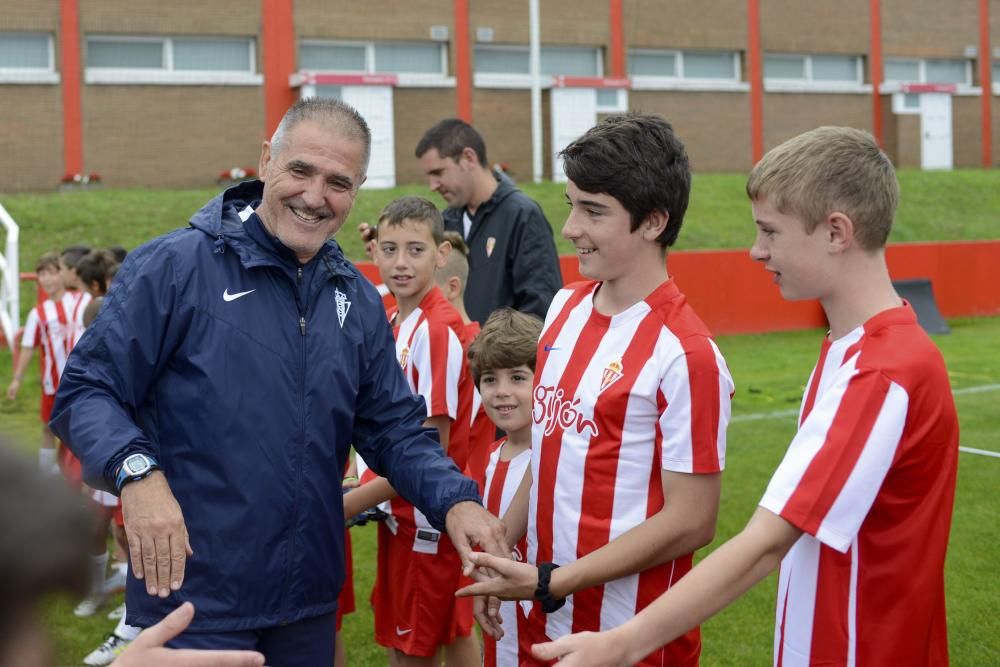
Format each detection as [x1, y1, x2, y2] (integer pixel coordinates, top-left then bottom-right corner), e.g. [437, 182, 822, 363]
[825, 212, 855, 254]
[436, 240, 452, 268]
[640, 209, 670, 242]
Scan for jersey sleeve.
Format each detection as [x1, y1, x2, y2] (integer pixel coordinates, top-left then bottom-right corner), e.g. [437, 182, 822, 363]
[410, 320, 463, 421]
[657, 336, 733, 474]
[20, 308, 40, 349]
[759, 366, 907, 553]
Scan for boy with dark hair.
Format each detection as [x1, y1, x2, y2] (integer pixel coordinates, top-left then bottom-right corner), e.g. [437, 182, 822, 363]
[530, 127, 958, 667]
[460, 113, 734, 666]
[414, 118, 562, 324]
[76, 249, 119, 298]
[348, 196, 478, 666]
[466, 308, 542, 667]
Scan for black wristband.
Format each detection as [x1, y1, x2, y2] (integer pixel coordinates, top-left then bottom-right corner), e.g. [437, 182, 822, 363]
[534, 561, 566, 613]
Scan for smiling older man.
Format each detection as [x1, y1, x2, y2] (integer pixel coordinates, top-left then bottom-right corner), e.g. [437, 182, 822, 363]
[50, 98, 506, 666]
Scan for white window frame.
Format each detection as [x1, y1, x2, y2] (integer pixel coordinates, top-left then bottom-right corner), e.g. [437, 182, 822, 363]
[298, 39, 452, 88]
[85, 34, 261, 86]
[594, 88, 627, 112]
[628, 48, 747, 92]
[473, 44, 603, 89]
[882, 57, 973, 88]
[763, 53, 869, 94]
[0, 32, 59, 84]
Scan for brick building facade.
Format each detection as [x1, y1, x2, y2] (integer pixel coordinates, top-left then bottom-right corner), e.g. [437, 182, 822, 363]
[1, 0, 997, 191]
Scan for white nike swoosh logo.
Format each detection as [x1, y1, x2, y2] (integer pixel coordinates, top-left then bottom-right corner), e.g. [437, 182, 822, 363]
[223, 288, 255, 302]
[395, 626, 412, 636]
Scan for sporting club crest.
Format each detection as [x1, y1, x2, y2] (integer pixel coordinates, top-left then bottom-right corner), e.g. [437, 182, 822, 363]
[334, 288, 351, 328]
[399, 346, 410, 371]
[600, 357, 624, 393]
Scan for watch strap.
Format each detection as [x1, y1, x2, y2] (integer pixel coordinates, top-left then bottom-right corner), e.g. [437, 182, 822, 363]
[534, 561, 566, 614]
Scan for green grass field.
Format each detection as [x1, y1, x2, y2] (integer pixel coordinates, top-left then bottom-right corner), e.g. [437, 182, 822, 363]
[2, 317, 997, 666]
[1, 176, 997, 665]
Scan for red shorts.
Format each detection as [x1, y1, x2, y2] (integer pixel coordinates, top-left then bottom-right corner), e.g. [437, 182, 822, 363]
[370, 521, 468, 657]
[336, 529, 355, 632]
[40, 392, 55, 423]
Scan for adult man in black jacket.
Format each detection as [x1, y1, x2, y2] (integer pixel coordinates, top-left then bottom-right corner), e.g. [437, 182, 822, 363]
[415, 119, 562, 324]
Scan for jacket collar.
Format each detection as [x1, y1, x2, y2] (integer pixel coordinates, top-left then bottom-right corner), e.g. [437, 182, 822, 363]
[188, 180, 355, 280]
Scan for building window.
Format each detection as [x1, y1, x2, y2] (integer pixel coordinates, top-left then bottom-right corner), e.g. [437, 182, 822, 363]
[299, 41, 447, 76]
[474, 45, 602, 77]
[884, 58, 971, 86]
[628, 49, 739, 81]
[85, 35, 259, 85]
[0, 32, 58, 83]
[764, 54, 862, 84]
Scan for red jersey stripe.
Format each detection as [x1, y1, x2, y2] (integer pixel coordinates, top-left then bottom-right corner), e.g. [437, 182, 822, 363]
[680, 335, 723, 473]
[535, 309, 607, 565]
[783, 369, 891, 536]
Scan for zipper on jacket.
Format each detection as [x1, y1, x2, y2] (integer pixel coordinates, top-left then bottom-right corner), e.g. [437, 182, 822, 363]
[299, 316, 306, 336]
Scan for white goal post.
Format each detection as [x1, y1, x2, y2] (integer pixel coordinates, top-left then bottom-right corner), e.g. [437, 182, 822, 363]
[0, 202, 20, 351]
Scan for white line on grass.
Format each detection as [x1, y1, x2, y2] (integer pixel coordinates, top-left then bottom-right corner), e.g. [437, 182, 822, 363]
[732, 383, 1000, 458]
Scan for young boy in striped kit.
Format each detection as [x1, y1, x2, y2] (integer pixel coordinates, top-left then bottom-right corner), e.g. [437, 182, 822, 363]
[465, 308, 543, 666]
[347, 196, 478, 666]
[460, 114, 734, 666]
[529, 127, 959, 667]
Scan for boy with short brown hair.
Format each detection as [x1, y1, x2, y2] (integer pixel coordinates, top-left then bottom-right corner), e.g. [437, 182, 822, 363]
[348, 196, 477, 666]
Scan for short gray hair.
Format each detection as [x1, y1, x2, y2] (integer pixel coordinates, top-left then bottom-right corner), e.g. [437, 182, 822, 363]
[270, 97, 372, 175]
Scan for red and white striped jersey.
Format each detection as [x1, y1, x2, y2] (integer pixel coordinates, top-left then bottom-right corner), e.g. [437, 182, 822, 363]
[760, 305, 957, 667]
[358, 287, 473, 541]
[526, 280, 733, 660]
[480, 438, 531, 667]
[20, 291, 91, 395]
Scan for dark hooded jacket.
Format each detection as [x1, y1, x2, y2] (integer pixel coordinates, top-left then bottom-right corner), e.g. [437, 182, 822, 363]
[442, 174, 562, 324]
[50, 181, 480, 631]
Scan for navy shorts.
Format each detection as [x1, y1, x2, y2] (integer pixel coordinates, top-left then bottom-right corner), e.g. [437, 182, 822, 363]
[166, 611, 336, 667]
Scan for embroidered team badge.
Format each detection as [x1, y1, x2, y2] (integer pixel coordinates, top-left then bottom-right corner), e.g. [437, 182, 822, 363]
[485, 237, 496, 258]
[399, 346, 410, 371]
[600, 357, 624, 393]
[334, 288, 351, 328]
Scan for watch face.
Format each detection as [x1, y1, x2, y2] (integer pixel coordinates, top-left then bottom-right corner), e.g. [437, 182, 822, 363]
[125, 456, 149, 475]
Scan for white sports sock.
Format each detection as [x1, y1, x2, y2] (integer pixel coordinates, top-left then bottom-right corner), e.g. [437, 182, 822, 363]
[38, 448, 58, 476]
[114, 614, 141, 641]
[89, 553, 109, 597]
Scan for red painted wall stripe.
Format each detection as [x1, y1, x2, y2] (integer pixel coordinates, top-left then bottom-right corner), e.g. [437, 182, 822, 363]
[747, 0, 764, 164]
[262, 0, 298, 139]
[354, 241, 1000, 336]
[870, 0, 884, 147]
[59, 0, 83, 176]
[609, 0, 625, 79]
[454, 0, 473, 122]
[979, 0, 993, 167]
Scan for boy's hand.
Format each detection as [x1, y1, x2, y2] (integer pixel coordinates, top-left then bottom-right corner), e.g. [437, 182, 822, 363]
[456, 551, 539, 600]
[358, 222, 376, 259]
[6, 379, 20, 400]
[531, 629, 631, 666]
[112, 602, 265, 666]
